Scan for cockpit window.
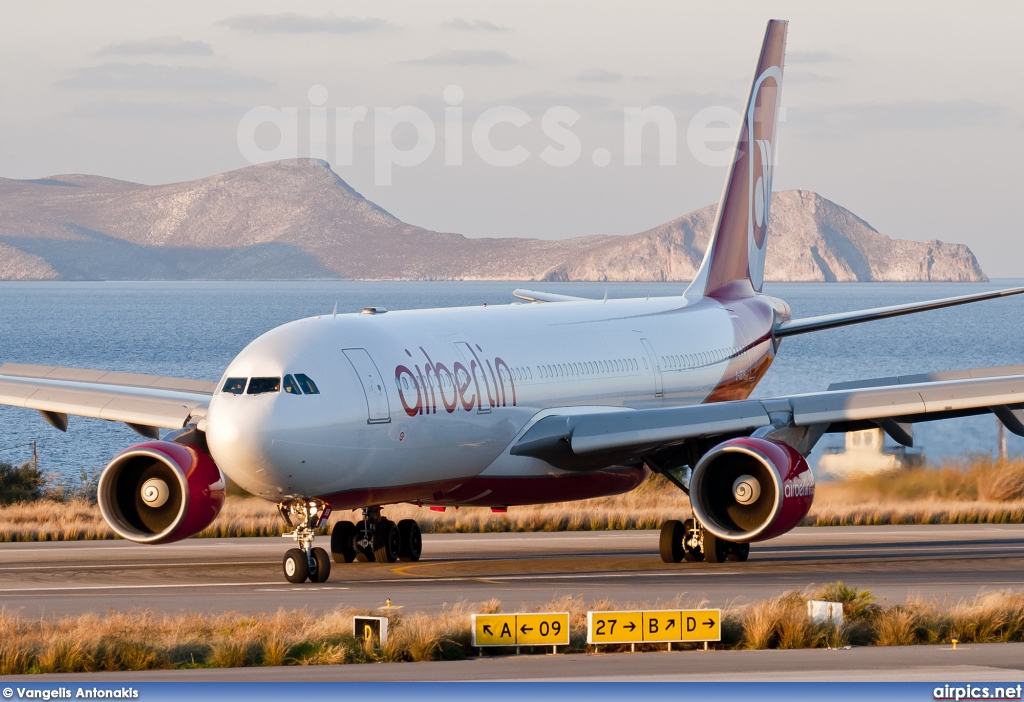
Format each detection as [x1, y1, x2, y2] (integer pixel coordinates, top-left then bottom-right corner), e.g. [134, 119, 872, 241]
[222, 377, 247, 395]
[247, 377, 281, 395]
[295, 373, 320, 395]
[283, 374, 301, 395]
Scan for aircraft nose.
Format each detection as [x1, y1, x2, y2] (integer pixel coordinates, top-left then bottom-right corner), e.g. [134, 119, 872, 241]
[205, 397, 279, 494]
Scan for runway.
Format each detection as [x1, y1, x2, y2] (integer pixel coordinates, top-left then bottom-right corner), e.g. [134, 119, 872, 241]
[1, 525, 1023, 618]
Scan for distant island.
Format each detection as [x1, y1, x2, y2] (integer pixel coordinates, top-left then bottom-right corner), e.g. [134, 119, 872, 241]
[0, 159, 986, 282]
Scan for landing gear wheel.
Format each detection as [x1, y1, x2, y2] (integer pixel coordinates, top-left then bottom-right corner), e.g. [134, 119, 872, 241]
[355, 519, 375, 562]
[374, 519, 401, 563]
[283, 548, 308, 583]
[703, 530, 730, 564]
[726, 541, 750, 562]
[398, 519, 422, 562]
[659, 520, 685, 563]
[331, 521, 357, 563]
[682, 518, 704, 562]
[311, 547, 332, 582]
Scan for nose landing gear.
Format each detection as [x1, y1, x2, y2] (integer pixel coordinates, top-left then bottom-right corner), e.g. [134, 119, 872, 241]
[331, 506, 422, 564]
[278, 498, 333, 583]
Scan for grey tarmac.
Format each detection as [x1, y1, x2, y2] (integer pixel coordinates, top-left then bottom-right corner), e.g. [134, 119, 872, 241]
[5, 643, 1024, 683]
[1, 524, 1023, 618]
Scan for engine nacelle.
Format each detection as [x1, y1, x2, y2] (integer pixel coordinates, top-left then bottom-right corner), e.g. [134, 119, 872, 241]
[689, 437, 814, 543]
[97, 440, 226, 544]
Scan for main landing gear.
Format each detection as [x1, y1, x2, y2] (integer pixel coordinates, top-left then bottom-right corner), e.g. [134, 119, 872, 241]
[329, 506, 422, 564]
[278, 498, 333, 584]
[275, 501, 425, 582]
[659, 517, 749, 564]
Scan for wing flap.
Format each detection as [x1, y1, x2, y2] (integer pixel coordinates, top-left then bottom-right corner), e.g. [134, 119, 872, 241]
[511, 289, 590, 303]
[791, 388, 928, 425]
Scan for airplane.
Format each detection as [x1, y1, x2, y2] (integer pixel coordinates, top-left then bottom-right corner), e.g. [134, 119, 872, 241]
[2, 19, 1024, 584]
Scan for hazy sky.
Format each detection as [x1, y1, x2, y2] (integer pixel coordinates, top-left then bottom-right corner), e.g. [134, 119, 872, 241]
[2, 1, 1023, 276]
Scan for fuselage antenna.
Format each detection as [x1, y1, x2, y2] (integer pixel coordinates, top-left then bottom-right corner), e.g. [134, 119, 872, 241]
[332, 301, 338, 319]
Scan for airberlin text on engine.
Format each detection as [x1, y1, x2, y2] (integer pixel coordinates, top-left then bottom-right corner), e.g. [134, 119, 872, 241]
[395, 346, 517, 417]
[783, 471, 815, 499]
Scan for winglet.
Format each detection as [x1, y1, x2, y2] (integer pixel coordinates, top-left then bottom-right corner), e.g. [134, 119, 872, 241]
[686, 20, 788, 301]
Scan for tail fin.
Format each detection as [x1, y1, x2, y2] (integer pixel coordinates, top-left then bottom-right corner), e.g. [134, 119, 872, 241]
[686, 19, 787, 300]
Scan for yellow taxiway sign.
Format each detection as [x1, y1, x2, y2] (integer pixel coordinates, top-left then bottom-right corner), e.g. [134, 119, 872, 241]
[587, 609, 720, 644]
[472, 612, 570, 647]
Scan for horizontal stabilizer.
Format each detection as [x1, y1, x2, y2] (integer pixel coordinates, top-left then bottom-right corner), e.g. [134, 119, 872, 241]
[775, 286, 1024, 337]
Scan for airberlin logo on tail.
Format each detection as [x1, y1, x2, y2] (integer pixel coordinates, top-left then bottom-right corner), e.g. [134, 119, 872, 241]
[395, 345, 517, 417]
[746, 65, 782, 292]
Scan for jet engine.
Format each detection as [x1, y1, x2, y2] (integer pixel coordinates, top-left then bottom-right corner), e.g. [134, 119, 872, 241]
[689, 437, 814, 543]
[97, 440, 226, 544]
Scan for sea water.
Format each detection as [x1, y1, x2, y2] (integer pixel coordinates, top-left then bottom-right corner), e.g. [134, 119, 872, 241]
[1, 280, 1022, 478]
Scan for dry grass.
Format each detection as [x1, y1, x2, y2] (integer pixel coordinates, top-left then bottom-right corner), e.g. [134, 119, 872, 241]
[2, 586, 1024, 673]
[2, 460, 1024, 542]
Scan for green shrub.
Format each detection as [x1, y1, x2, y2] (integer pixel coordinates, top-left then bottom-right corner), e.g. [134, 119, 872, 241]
[0, 461, 44, 504]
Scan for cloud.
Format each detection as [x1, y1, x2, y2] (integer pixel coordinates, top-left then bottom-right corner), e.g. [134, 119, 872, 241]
[500, 91, 614, 113]
[439, 18, 510, 32]
[574, 68, 622, 83]
[791, 100, 1011, 134]
[54, 63, 272, 92]
[66, 100, 245, 120]
[96, 36, 213, 57]
[219, 13, 392, 34]
[786, 70, 841, 84]
[406, 49, 518, 66]
[647, 91, 740, 113]
[788, 50, 847, 64]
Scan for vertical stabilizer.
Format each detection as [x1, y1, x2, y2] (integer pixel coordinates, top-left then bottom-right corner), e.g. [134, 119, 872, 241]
[685, 20, 787, 300]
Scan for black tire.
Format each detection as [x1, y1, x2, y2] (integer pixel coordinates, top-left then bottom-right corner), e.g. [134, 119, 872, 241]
[659, 520, 684, 563]
[682, 518, 704, 562]
[283, 548, 308, 583]
[355, 519, 375, 562]
[398, 519, 422, 562]
[331, 521, 357, 563]
[703, 530, 730, 564]
[374, 519, 401, 563]
[727, 541, 750, 562]
[311, 547, 332, 582]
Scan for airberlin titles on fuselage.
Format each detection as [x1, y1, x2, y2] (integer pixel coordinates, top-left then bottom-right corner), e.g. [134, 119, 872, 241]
[395, 345, 517, 417]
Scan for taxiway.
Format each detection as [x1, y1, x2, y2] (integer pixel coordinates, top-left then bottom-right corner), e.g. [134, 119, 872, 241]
[1, 525, 1022, 618]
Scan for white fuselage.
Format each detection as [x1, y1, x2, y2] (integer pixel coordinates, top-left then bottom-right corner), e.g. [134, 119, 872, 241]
[204, 293, 783, 509]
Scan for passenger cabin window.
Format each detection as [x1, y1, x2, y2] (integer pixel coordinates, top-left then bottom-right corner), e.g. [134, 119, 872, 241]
[247, 377, 281, 395]
[222, 377, 247, 395]
[283, 375, 301, 394]
[295, 374, 320, 394]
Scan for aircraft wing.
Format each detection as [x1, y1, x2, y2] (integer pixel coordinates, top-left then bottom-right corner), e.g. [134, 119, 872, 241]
[775, 286, 1024, 337]
[512, 289, 591, 303]
[510, 363, 1024, 469]
[0, 362, 215, 437]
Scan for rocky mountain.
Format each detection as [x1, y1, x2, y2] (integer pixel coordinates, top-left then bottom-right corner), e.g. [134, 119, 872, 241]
[0, 159, 986, 282]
